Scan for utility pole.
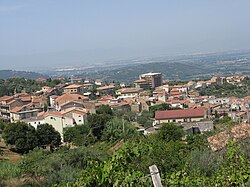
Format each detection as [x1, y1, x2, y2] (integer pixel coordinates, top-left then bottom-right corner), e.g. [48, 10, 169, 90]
[149, 165, 162, 187]
[122, 117, 125, 139]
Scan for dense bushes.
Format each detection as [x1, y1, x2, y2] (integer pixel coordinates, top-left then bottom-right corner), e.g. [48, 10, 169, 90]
[2, 122, 61, 153]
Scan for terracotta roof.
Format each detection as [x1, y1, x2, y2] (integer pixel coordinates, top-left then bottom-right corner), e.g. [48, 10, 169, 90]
[20, 96, 32, 102]
[96, 85, 115, 91]
[10, 106, 24, 113]
[155, 107, 206, 120]
[0, 96, 14, 101]
[43, 111, 65, 118]
[117, 88, 143, 94]
[64, 84, 83, 89]
[36, 78, 48, 82]
[82, 83, 93, 87]
[134, 79, 147, 83]
[61, 107, 87, 115]
[7, 100, 19, 105]
[60, 100, 84, 107]
[96, 95, 113, 101]
[50, 95, 59, 99]
[208, 123, 250, 152]
[56, 94, 89, 105]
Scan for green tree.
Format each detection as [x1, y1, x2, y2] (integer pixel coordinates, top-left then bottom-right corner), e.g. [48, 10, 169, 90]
[37, 124, 61, 148]
[96, 105, 113, 115]
[101, 118, 139, 142]
[3, 122, 38, 153]
[63, 125, 95, 146]
[158, 123, 184, 142]
[137, 110, 152, 128]
[87, 114, 112, 139]
[149, 103, 171, 117]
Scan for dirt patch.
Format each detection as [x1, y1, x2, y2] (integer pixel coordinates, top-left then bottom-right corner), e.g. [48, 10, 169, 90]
[0, 139, 21, 163]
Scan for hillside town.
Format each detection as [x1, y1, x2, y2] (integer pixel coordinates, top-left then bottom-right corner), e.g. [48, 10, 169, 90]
[0, 73, 249, 150]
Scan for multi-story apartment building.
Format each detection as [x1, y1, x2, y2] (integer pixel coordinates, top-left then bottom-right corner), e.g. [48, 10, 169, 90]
[139, 72, 162, 89]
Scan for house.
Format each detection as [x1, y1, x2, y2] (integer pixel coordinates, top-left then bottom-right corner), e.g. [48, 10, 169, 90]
[55, 94, 89, 111]
[22, 115, 45, 129]
[71, 78, 83, 84]
[36, 78, 48, 83]
[63, 84, 84, 94]
[42, 86, 52, 93]
[61, 107, 88, 125]
[195, 81, 207, 89]
[59, 100, 85, 111]
[96, 85, 115, 96]
[181, 121, 214, 135]
[154, 107, 208, 124]
[24, 111, 75, 138]
[19, 95, 32, 105]
[82, 83, 93, 90]
[139, 72, 162, 88]
[0, 97, 23, 120]
[116, 88, 143, 98]
[153, 89, 167, 102]
[95, 79, 104, 86]
[226, 76, 247, 85]
[10, 105, 40, 123]
[134, 79, 150, 90]
[49, 95, 59, 107]
[120, 82, 127, 88]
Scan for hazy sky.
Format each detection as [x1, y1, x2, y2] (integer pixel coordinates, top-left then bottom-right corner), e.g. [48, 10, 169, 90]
[0, 0, 250, 70]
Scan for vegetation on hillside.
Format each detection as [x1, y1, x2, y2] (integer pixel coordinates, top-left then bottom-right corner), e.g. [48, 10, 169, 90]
[0, 113, 249, 186]
[198, 79, 250, 98]
[0, 78, 63, 96]
[0, 70, 45, 80]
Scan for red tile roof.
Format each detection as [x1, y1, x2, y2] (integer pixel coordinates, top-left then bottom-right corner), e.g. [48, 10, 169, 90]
[43, 111, 65, 118]
[7, 100, 19, 105]
[0, 96, 14, 101]
[96, 85, 115, 91]
[64, 84, 83, 89]
[96, 95, 113, 101]
[155, 107, 206, 120]
[134, 79, 147, 83]
[117, 88, 143, 94]
[10, 106, 24, 113]
[208, 123, 250, 152]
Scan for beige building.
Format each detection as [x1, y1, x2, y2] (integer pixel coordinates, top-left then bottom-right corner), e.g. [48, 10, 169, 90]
[139, 72, 162, 88]
[10, 105, 39, 123]
[154, 107, 208, 125]
[116, 88, 143, 98]
[96, 85, 115, 96]
[64, 84, 84, 94]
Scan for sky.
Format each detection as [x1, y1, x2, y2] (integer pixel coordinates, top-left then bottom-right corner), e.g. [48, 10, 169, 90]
[0, 0, 250, 70]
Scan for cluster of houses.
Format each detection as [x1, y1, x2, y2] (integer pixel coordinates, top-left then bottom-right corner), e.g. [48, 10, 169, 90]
[0, 73, 249, 144]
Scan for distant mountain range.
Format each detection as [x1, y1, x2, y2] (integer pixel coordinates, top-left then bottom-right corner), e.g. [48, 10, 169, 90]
[0, 70, 45, 79]
[1, 50, 250, 81]
[71, 51, 250, 82]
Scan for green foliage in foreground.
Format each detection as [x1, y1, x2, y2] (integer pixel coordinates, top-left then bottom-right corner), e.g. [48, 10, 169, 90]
[2, 122, 61, 153]
[0, 161, 22, 180]
[1, 122, 249, 187]
[18, 146, 108, 186]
